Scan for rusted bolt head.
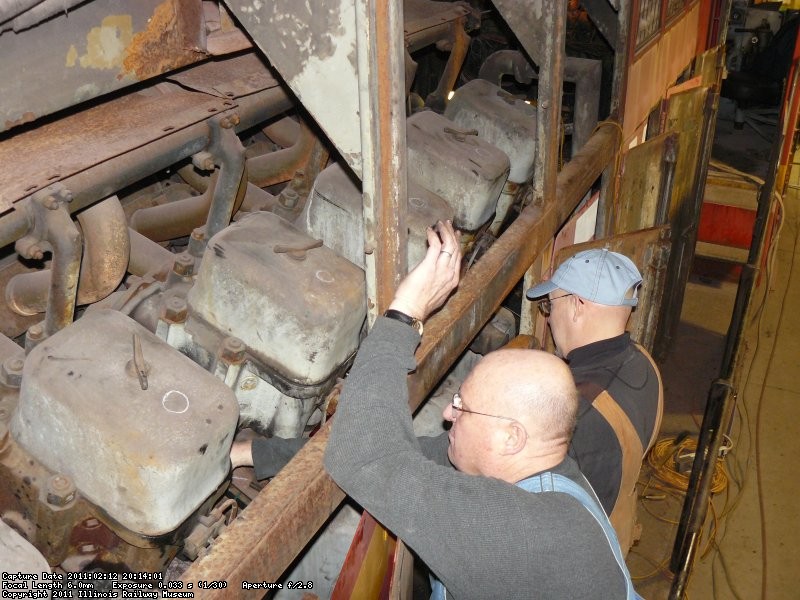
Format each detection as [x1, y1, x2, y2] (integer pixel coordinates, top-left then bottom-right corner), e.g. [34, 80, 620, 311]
[43, 195, 60, 210]
[163, 296, 188, 323]
[46, 474, 76, 507]
[172, 253, 195, 277]
[192, 151, 215, 171]
[27, 323, 44, 341]
[220, 336, 246, 363]
[0, 356, 24, 388]
[279, 188, 299, 209]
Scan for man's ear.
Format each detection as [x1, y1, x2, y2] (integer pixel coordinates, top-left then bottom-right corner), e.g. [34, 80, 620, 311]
[572, 294, 584, 322]
[501, 421, 528, 455]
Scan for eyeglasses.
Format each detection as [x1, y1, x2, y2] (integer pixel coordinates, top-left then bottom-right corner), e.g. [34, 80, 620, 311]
[451, 392, 516, 422]
[537, 293, 574, 317]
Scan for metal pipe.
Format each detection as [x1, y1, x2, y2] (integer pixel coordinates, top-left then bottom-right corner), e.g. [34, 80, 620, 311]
[180, 125, 619, 593]
[123, 117, 247, 244]
[668, 380, 735, 600]
[204, 117, 247, 241]
[425, 18, 470, 112]
[670, 57, 786, 596]
[247, 119, 318, 188]
[6, 196, 129, 314]
[0, 86, 292, 250]
[41, 202, 82, 336]
[262, 116, 300, 148]
[478, 49, 536, 87]
[127, 228, 175, 278]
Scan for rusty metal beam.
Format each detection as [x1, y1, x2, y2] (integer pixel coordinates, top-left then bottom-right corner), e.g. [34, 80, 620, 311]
[0, 0, 206, 134]
[180, 125, 619, 594]
[491, 0, 565, 205]
[357, 0, 408, 323]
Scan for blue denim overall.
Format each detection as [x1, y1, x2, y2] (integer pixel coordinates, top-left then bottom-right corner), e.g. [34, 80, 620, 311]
[430, 472, 643, 599]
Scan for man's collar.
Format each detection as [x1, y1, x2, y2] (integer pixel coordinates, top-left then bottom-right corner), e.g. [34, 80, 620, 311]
[565, 332, 630, 366]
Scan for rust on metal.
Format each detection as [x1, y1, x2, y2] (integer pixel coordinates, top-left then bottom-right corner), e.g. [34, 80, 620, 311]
[373, 0, 407, 313]
[181, 126, 620, 594]
[121, 0, 205, 81]
[0, 84, 231, 211]
[180, 424, 345, 598]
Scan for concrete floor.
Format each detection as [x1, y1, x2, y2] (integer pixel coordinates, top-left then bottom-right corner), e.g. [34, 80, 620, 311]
[628, 112, 800, 599]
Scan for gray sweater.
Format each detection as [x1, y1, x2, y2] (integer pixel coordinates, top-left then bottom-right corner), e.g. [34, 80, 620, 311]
[324, 317, 629, 599]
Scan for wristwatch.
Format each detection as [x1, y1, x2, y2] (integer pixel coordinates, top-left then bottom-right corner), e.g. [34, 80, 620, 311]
[383, 309, 423, 336]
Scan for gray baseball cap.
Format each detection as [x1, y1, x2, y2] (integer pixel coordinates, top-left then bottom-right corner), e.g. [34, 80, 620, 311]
[526, 248, 642, 306]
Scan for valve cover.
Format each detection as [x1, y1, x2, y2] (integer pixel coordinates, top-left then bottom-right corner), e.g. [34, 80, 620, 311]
[188, 211, 367, 387]
[303, 162, 453, 269]
[445, 78, 538, 184]
[407, 110, 510, 231]
[10, 309, 239, 536]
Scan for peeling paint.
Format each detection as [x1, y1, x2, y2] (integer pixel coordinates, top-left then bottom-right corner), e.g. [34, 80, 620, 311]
[78, 15, 134, 70]
[65, 45, 78, 68]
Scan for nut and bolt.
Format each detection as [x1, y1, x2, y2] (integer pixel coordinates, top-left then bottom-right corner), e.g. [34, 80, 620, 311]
[0, 356, 24, 388]
[279, 188, 299, 209]
[192, 151, 215, 171]
[27, 323, 44, 341]
[220, 336, 246, 363]
[163, 296, 188, 323]
[220, 113, 240, 129]
[172, 253, 195, 277]
[46, 474, 76, 507]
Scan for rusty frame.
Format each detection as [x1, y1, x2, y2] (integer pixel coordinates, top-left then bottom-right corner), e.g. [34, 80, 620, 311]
[180, 125, 620, 595]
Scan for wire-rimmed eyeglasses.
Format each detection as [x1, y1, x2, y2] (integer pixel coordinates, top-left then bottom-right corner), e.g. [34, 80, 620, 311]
[536, 293, 574, 317]
[451, 392, 516, 422]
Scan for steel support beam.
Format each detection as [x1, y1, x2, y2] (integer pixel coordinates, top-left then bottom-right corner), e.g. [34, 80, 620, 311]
[356, 0, 408, 323]
[180, 125, 620, 594]
[582, 0, 619, 49]
[491, 0, 565, 204]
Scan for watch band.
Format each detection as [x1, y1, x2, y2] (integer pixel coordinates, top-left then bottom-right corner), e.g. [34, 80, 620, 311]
[383, 309, 423, 335]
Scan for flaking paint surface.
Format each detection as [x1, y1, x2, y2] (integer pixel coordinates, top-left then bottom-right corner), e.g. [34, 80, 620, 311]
[66, 15, 134, 70]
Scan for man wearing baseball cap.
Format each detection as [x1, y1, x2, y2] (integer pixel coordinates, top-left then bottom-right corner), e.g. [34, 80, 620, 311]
[526, 248, 663, 554]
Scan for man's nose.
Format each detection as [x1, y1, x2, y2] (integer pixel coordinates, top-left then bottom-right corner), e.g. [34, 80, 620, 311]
[443, 402, 456, 422]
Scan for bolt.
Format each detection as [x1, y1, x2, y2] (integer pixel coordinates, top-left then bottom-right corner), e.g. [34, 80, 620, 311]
[27, 323, 44, 341]
[163, 296, 188, 323]
[1, 356, 24, 388]
[279, 188, 299, 209]
[42, 195, 59, 210]
[541, 100, 550, 109]
[220, 113, 240, 129]
[172, 253, 194, 277]
[192, 151, 215, 171]
[83, 518, 100, 529]
[80, 543, 98, 554]
[220, 336, 246, 363]
[46, 474, 76, 507]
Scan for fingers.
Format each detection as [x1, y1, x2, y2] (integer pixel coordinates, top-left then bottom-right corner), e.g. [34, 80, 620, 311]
[388, 220, 462, 321]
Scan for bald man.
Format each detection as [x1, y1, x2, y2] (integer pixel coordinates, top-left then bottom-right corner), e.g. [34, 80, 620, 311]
[527, 248, 663, 553]
[325, 222, 640, 599]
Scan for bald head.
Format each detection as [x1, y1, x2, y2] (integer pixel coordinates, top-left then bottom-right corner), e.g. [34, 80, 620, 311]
[462, 349, 578, 444]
